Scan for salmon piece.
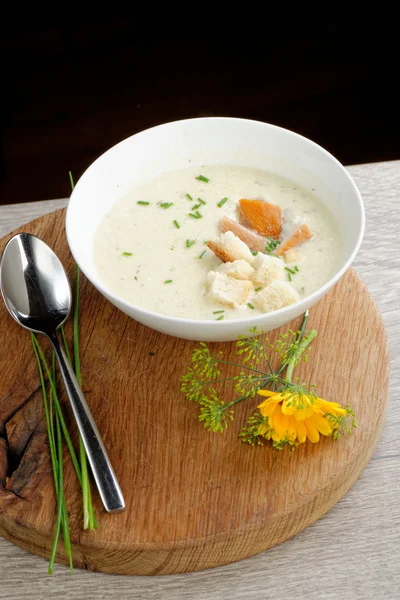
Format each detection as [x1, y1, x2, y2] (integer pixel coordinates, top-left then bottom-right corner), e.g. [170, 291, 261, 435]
[275, 224, 313, 256]
[239, 199, 282, 238]
[221, 217, 266, 253]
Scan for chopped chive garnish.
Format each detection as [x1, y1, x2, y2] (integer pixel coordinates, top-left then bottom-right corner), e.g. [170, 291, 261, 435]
[216, 315, 224, 320]
[164, 279, 173, 284]
[186, 239, 196, 248]
[254, 287, 262, 292]
[196, 175, 209, 182]
[294, 265, 300, 272]
[188, 212, 200, 219]
[247, 303, 255, 310]
[285, 267, 296, 275]
[213, 310, 225, 314]
[251, 250, 258, 256]
[173, 220, 180, 229]
[191, 203, 201, 210]
[186, 193, 193, 201]
[204, 240, 208, 244]
[195, 210, 202, 218]
[199, 250, 207, 259]
[122, 252, 132, 256]
[217, 197, 228, 207]
[265, 237, 281, 253]
[287, 273, 293, 281]
[197, 198, 206, 205]
[160, 202, 173, 209]
[137, 201, 150, 205]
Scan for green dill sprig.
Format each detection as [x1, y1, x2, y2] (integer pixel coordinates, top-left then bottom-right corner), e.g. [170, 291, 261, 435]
[239, 412, 272, 446]
[326, 405, 358, 439]
[198, 390, 234, 433]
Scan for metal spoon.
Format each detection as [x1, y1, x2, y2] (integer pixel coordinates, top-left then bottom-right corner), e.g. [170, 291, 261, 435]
[0, 233, 125, 513]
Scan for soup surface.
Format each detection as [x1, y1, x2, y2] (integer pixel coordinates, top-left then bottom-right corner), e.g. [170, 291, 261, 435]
[93, 165, 341, 320]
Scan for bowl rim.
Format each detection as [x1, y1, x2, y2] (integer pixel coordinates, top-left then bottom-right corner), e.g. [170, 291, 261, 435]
[66, 116, 365, 326]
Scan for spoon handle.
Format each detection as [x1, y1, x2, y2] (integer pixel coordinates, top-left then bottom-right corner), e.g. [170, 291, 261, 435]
[49, 331, 125, 513]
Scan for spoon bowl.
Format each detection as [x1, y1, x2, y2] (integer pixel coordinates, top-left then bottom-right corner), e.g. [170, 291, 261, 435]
[0, 233, 70, 333]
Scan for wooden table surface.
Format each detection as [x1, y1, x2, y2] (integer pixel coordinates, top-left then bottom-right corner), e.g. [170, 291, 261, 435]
[0, 161, 399, 599]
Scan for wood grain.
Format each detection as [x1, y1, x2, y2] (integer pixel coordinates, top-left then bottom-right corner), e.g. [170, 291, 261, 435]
[0, 207, 389, 577]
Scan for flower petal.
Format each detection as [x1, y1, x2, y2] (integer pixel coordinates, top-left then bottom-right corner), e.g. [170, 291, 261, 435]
[258, 390, 280, 398]
[310, 415, 332, 437]
[281, 402, 296, 416]
[305, 420, 320, 443]
[272, 406, 286, 439]
[293, 406, 314, 421]
[258, 423, 269, 435]
[257, 396, 282, 417]
[315, 398, 347, 417]
[296, 420, 307, 443]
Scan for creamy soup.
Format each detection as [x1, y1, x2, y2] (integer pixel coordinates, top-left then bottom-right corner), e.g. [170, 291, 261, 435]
[93, 165, 341, 320]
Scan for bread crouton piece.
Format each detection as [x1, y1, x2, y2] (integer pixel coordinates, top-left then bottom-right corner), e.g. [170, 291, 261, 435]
[283, 248, 304, 264]
[252, 280, 299, 313]
[207, 272, 253, 308]
[216, 260, 255, 280]
[251, 253, 285, 286]
[207, 231, 254, 264]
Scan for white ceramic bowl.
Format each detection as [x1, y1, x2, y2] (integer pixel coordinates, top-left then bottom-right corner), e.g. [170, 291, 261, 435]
[66, 118, 364, 342]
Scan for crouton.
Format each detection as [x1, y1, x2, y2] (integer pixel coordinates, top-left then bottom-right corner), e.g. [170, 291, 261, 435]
[207, 272, 253, 308]
[251, 253, 285, 286]
[207, 231, 254, 264]
[215, 260, 255, 280]
[283, 248, 304, 264]
[252, 280, 299, 313]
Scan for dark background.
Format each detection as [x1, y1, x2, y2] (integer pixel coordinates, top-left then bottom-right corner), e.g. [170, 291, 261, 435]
[1, 16, 398, 205]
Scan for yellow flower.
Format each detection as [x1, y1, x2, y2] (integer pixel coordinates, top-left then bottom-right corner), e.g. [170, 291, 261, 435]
[257, 389, 347, 445]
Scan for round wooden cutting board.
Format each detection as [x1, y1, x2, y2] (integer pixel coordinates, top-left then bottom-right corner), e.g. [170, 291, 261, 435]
[0, 210, 389, 575]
